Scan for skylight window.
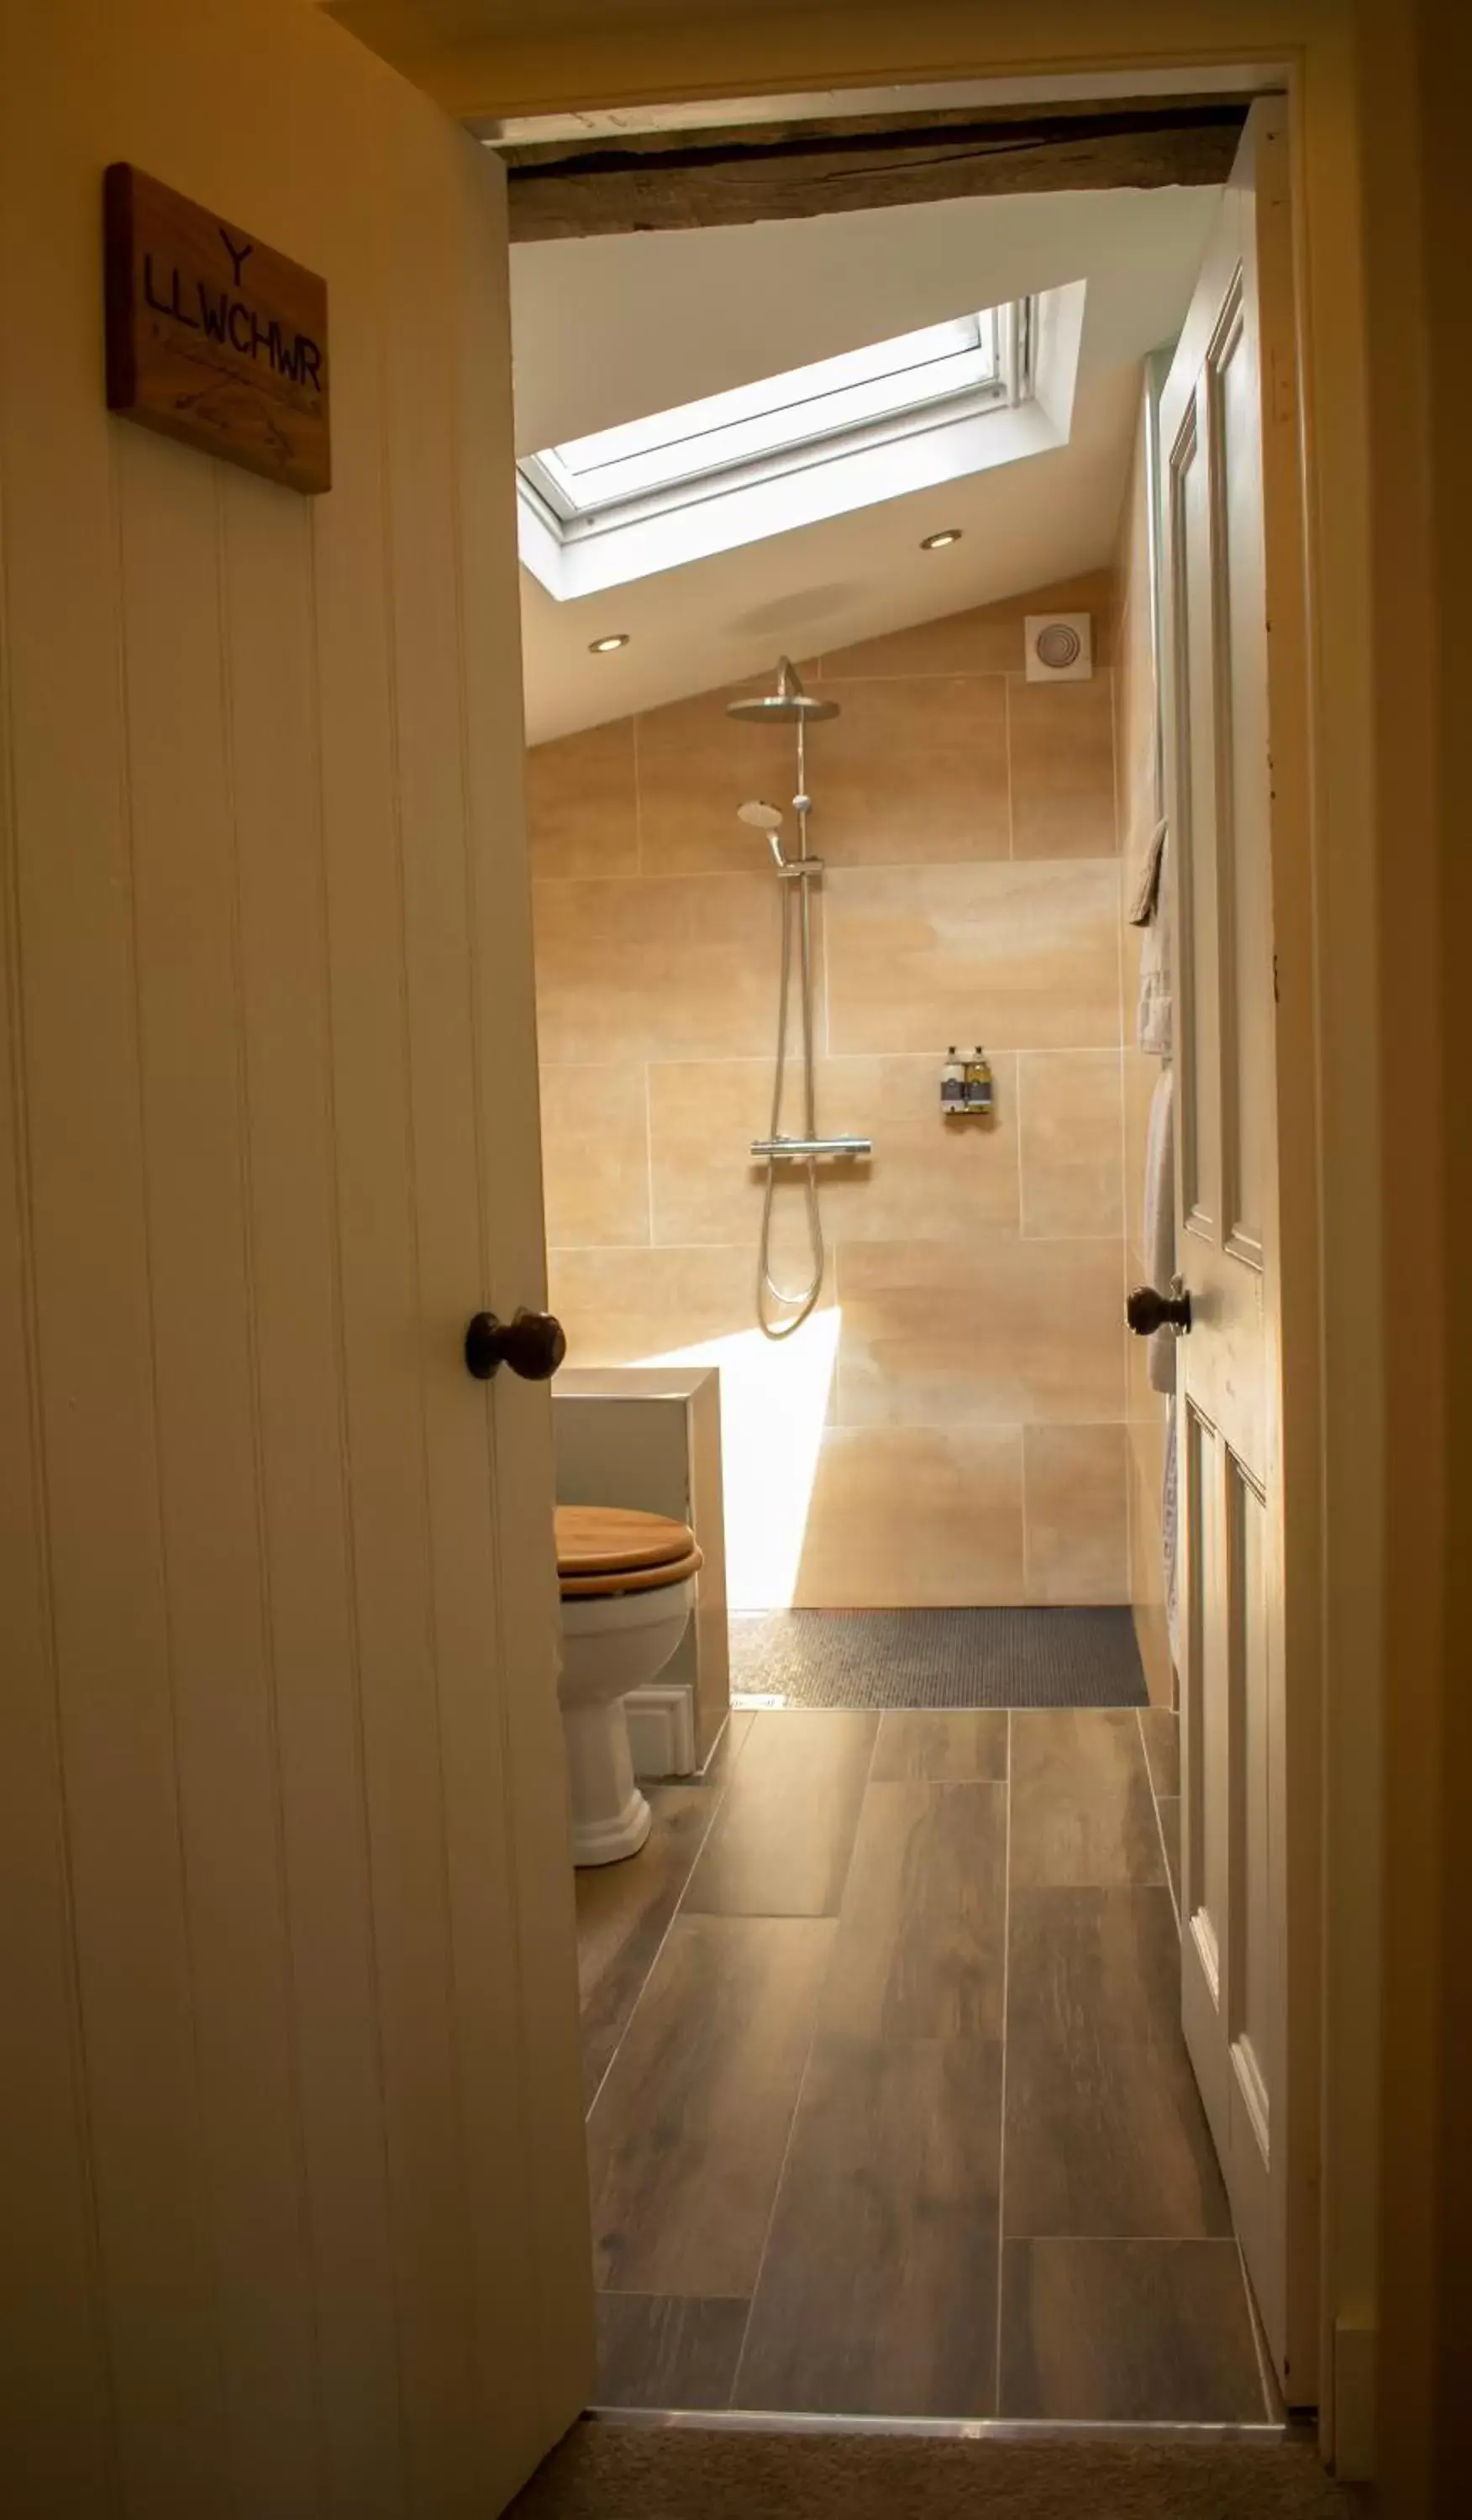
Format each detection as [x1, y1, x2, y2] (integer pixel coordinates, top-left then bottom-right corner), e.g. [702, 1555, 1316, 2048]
[522, 301, 1029, 532]
[516, 283, 1084, 602]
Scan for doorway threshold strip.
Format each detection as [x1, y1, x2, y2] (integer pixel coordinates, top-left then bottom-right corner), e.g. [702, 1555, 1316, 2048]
[586, 2408, 1291, 2445]
[728, 1607, 1148, 1710]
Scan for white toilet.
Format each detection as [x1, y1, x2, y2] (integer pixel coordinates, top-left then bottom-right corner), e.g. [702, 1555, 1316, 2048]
[555, 1504, 702, 1867]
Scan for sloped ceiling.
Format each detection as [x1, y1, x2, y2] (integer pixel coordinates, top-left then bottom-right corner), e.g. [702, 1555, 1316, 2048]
[513, 181, 1217, 743]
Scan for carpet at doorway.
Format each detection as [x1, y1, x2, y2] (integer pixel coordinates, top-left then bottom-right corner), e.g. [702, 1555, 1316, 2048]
[507, 2422, 1359, 2517]
[728, 1607, 1147, 1709]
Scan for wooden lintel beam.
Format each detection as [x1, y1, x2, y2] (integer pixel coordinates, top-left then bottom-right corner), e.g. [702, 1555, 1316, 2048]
[502, 101, 1251, 243]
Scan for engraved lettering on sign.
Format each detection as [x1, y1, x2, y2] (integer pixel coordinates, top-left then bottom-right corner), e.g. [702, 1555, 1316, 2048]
[104, 164, 330, 495]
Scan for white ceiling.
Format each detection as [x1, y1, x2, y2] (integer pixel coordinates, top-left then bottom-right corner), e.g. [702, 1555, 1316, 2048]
[511, 182, 1219, 743]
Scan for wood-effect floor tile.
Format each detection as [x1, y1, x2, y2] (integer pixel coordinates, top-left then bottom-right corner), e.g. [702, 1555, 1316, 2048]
[999, 2239, 1267, 2420]
[1004, 1887, 1232, 2238]
[1158, 1796, 1181, 1915]
[682, 1710, 878, 1917]
[576, 1785, 714, 2103]
[734, 2035, 1002, 2418]
[586, 1914, 834, 2297]
[1009, 1709, 1164, 1888]
[595, 2294, 749, 2411]
[1138, 1705, 1181, 1799]
[820, 1782, 1007, 2040]
[698, 1708, 755, 1792]
[870, 1709, 1010, 1782]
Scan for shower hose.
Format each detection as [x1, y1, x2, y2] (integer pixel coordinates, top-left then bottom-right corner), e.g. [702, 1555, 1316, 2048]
[757, 849, 823, 1341]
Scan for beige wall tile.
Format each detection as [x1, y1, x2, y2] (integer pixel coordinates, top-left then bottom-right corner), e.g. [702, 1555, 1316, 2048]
[821, 606, 1025, 682]
[540, 1063, 650, 1248]
[1018, 1051, 1125, 1238]
[644, 1066, 844, 1294]
[817, 569, 1117, 682]
[525, 718, 639, 879]
[638, 681, 796, 875]
[826, 859, 1122, 1054]
[812, 675, 1009, 864]
[549, 1242, 769, 1363]
[1008, 670, 1118, 859]
[820, 1053, 1020, 1239]
[1023, 1424, 1129, 1604]
[534, 871, 783, 1063]
[648, 1052, 1021, 1249]
[835, 1237, 1127, 1427]
[640, 675, 1009, 871]
[793, 1425, 1026, 1607]
[647, 1058, 774, 1247]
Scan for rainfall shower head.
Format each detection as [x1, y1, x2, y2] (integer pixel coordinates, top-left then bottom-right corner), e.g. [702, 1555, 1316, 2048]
[726, 656, 840, 724]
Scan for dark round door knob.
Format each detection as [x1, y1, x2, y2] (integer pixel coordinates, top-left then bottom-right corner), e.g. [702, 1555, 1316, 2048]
[464, 1307, 567, 1383]
[1126, 1283, 1192, 1336]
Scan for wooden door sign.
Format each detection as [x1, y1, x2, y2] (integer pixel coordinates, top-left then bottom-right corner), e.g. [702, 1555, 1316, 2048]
[103, 162, 330, 493]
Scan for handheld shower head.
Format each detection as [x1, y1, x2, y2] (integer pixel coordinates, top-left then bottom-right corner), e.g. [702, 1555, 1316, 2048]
[738, 797, 788, 870]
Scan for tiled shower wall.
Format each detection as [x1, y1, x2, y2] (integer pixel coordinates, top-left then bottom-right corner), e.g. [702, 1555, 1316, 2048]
[1113, 392, 1175, 1706]
[528, 570, 1133, 1609]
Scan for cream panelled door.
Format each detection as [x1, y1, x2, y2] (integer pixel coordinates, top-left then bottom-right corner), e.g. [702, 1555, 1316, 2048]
[1158, 100, 1319, 2401]
[0, 3, 590, 2515]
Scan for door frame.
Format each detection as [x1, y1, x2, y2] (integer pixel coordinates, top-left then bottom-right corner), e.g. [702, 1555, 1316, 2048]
[466, 7, 1383, 2475]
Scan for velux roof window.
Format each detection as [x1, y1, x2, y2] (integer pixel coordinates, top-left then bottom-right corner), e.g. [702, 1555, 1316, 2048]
[517, 285, 1083, 601]
[521, 300, 1031, 532]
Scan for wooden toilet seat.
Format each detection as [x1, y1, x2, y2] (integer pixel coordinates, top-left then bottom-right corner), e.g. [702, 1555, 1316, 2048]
[555, 1504, 703, 1599]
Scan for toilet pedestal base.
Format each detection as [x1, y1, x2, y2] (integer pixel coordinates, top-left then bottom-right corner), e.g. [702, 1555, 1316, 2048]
[561, 1695, 653, 1867]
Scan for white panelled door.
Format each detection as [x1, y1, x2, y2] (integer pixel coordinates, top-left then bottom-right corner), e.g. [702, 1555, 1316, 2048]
[1158, 100, 1318, 2400]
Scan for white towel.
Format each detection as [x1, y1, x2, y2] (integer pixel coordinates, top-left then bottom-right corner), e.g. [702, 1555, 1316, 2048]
[1163, 1398, 1180, 1672]
[1128, 814, 1167, 925]
[1133, 820, 1172, 1058]
[1143, 1064, 1177, 1396]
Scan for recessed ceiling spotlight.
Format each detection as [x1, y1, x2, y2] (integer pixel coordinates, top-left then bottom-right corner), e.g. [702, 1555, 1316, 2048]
[588, 632, 630, 653]
[921, 528, 963, 551]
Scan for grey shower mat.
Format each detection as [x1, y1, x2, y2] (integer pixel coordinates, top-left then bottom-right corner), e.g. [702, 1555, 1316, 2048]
[727, 1606, 1147, 1710]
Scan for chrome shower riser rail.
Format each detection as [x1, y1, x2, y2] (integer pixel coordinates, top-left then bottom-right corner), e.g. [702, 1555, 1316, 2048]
[728, 657, 870, 1341]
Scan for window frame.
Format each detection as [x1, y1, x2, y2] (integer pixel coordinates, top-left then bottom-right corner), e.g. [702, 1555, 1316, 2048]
[520, 296, 1035, 543]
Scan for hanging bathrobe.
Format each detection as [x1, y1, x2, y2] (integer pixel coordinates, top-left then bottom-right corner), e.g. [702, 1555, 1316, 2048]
[1162, 1399, 1180, 1672]
[1142, 1064, 1177, 1398]
[1132, 816, 1172, 1057]
[1130, 816, 1180, 1667]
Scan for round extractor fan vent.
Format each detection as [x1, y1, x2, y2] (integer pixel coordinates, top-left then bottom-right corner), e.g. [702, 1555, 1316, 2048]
[1035, 620, 1083, 670]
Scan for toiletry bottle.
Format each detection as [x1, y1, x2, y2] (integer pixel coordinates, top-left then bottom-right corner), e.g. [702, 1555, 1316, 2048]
[942, 1047, 965, 1114]
[965, 1047, 994, 1116]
